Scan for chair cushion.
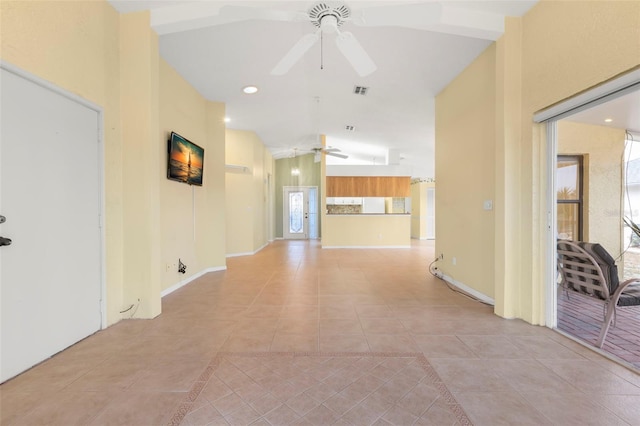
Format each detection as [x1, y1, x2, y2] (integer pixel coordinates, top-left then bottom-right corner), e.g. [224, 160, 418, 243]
[558, 240, 620, 299]
[575, 241, 620, 295]
[618, 283, 640, 306]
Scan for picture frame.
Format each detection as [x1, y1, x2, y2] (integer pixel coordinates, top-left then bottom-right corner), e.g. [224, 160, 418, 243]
[167, 131, 204, 186]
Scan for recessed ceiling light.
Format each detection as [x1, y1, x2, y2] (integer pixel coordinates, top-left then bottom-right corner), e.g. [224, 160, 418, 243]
[604, 118, 613, 123]
[243, 85, 259, 94]
[224, 117, 231, 123]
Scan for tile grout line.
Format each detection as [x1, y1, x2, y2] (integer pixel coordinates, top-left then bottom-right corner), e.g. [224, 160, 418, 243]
[167, 351, 473, 426]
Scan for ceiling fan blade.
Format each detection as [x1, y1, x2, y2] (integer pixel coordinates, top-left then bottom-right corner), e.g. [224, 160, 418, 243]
[335, 31, 376, 77]
[327, 152, 349, 159]
[219, 5, 308, 23]
[271, 32, 320, 75]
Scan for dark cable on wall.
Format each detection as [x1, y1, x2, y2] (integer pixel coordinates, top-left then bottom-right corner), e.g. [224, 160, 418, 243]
[119, 304, 134, 314]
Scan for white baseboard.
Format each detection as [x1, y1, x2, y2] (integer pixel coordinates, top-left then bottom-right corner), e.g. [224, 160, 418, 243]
[322, 245, 411, 249]
[226, 242, 269, 258]
[439, 273, 495, 305]
[161, 266, 226, 297]
[226, 251, 254, 258]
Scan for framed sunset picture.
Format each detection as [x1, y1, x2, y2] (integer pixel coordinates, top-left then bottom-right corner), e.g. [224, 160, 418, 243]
[167, 131, 204, 186]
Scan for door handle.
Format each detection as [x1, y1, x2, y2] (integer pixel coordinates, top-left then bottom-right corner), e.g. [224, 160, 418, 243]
[0, 236, 11, 246]
[0, 215, 5, 224]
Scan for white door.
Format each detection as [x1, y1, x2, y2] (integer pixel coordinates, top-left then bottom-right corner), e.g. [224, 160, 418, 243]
[0, 67, 102, 383]
[426, 188, 435, 239]
[284, 187, 309, 239]
[283, 187, 318, 240]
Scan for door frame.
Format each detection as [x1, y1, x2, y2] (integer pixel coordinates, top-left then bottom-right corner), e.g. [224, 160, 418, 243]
[1, 60, 106, 328]
[283, 186, 318, 240]
[534, 69, 640, 329]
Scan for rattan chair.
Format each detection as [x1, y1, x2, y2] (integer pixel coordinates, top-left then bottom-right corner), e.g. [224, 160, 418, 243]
[557, 240, 640, 348]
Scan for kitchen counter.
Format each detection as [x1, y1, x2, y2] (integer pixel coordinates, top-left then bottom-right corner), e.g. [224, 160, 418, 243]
[326, 213, 410, 216]
[322, 214, 411, 248]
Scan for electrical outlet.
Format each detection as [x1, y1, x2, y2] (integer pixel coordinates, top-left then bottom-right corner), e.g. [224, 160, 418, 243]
[439, 253, 444, 260]
[452, 257, 457, 266]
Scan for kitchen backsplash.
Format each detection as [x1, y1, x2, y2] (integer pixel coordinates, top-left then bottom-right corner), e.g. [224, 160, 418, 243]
[327, 204, 362, 214]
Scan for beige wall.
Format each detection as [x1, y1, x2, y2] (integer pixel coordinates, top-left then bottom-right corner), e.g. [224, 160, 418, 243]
[323, 215, 411, 248]
[1, 1, 228, 324]
[437, 0, 640, 324]
[225, 129, 274, 255]
[120, 11, 162, 318]
[435, 44, 497, 299]
[159, 60, 227, 292]
[557, 121, 626, 255]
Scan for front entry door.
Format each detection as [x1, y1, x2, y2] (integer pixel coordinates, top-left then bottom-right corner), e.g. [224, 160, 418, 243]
[283, 187, 318, 240]
[284, 187, 309, 239]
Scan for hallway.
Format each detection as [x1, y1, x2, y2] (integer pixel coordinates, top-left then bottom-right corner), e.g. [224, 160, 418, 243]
[2, 240, 640, 425]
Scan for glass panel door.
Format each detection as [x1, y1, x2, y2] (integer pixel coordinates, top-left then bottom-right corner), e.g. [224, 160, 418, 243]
[289, 190, 305, 236]
[283, 187, 314, 239]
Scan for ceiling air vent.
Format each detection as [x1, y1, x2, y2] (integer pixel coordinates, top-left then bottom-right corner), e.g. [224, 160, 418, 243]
[345, 125, 355, 131]
[353, 86, 369, 96]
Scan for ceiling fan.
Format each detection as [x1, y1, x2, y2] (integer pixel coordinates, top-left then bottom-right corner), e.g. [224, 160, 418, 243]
[310, 147, 348, 162]
[220, 2, 376, 76]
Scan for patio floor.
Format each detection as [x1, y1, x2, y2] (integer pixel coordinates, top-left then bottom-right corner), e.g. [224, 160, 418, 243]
[557, 289, 640, 370]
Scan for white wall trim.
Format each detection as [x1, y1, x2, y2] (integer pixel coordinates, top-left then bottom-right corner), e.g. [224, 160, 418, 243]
[628, 130, 640, 140]
[160, 266, 226, 297]
[533, 69, 640, 123]
[322, 245, 411, 249]
[545, 121, 558, 328]
[439, 273, 495, 306]
[226, 242, 269, 258]
[226, 252, 254, 258]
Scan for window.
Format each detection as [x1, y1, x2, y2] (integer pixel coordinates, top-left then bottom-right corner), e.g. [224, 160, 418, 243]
[557, 155, 583, 241]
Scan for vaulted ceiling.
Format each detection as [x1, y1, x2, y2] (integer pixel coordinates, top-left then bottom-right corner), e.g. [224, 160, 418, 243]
[109, 1, 539, 177]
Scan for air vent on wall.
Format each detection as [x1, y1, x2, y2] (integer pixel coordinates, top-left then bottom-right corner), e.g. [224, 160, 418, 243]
[353, 86, 369, 96]
[345, 125, 355, 131]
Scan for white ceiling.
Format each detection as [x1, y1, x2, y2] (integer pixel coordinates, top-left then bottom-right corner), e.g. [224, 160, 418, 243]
[564, 89, 640, 136]
[109, 0, 542, 177]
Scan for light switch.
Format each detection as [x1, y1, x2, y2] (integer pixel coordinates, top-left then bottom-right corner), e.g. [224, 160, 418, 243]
[483, 200, 493, 210]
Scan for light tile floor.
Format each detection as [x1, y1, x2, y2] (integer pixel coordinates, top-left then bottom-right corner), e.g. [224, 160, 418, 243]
[2, 240, 640, 425]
